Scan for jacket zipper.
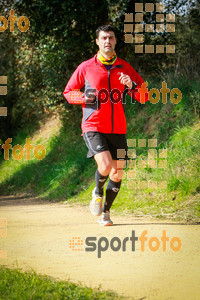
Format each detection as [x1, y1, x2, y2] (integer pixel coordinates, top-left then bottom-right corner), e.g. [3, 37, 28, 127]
[96, 63, 123, 134]
[108, 65, 122, 133]
[108, 69, 114, 133]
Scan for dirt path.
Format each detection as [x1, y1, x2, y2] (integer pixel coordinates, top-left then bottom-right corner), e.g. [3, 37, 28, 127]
[0, 195, 200, 300]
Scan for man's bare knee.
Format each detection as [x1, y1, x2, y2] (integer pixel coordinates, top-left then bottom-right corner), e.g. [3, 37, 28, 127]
[110, 172, 122, 182]
[94, 151, 113, 176]
[98, 163, 112, 176]
[109, 160, 125, 182]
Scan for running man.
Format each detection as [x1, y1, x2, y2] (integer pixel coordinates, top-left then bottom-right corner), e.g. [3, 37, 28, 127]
[63, 25, 148, 226]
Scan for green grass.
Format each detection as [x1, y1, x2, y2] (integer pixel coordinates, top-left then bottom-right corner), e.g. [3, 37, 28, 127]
[0, 266, 121, 299]
[71, 122, 200, 222]
[0, 118, 94, 200]
[167, 124, 200, 195]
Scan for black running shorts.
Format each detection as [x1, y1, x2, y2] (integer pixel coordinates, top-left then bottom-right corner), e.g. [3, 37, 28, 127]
[83, 131, 128, 160]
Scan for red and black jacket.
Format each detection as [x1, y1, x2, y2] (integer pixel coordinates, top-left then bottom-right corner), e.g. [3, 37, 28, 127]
[63, 54, 148, 134]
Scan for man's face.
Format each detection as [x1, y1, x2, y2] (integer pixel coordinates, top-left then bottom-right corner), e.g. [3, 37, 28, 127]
[96, 31, 117, 56]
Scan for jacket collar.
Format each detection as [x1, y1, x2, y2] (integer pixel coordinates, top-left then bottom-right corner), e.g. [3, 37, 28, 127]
[94, 54, 122, 68]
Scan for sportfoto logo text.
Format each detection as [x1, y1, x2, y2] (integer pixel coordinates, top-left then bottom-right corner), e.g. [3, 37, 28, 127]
[69, 230, 182, 258]
[1, 138, 46, 161]
[0, 9, 30, 32]
[69, 81, 182, 105]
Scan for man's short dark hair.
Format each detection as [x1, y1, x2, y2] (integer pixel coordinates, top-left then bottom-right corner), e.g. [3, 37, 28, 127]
[96, 25, 116, 39]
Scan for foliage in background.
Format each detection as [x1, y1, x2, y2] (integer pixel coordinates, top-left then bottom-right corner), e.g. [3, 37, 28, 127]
[0, 0, 199, 140]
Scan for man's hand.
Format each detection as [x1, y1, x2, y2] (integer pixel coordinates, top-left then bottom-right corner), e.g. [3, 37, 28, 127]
[119, 72, 132, 89]
[85, 89, 96, 103]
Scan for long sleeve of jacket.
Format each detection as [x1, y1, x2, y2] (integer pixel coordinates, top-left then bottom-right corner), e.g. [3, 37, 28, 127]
[63, 62, 86, 104]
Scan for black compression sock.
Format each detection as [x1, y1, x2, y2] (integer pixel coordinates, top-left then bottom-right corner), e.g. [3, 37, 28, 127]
[103, 179, 121, 212]
[95, 169, 108, 196]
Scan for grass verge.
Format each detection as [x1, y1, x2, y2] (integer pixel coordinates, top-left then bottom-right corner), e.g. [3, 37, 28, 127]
[0, 266, 121, 300]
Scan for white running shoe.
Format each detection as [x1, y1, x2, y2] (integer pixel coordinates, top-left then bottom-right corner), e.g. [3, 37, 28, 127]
[98, 211, 113, 226]
[89, 188, 103, 216]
